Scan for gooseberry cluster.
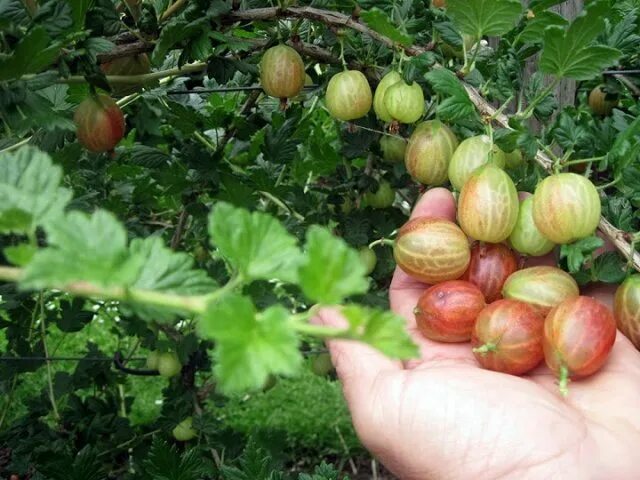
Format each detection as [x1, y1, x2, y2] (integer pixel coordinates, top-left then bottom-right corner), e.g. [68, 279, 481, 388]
[388, 118, 624, 396]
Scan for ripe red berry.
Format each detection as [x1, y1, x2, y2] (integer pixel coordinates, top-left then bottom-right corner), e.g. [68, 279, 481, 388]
[414, 280, 486, 342]
[461, 242, 519, 303]
[543, 296, 617, 396]
[74, 94, 125, 153]
[472, 300, 544, 375]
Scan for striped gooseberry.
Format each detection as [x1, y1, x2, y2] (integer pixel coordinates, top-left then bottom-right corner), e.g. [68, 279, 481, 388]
[74, 94, 125, 153]
[614, 275, 640, 350]
[394, 217, 470, 284]
[509, 196, 555, 256]
[325, 70, 372, 121]
[448, 135, 506, 191]
[543, 296, 616, 396]
[532, 173, 601, 244]
[404, 120, 459, 185]
[373, 70, 402, 122]
[260, 44, 306, 99]
[383, 80, 425, 124]
[414, 280, 486, 342]
[472, 300, 544, 375]
[502, 266, 579, 315]
[461, 242, 519, 303]
[457, 164, 519, 243]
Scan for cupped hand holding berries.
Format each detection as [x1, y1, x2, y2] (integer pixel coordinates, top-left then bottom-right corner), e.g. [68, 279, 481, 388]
[316, 188, 640, 480]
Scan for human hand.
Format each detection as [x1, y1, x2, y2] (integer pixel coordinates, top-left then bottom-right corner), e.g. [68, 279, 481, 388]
[317, 188, 640, 480]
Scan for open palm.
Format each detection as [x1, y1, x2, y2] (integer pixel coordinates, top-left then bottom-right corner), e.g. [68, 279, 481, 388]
[318, 188, 640, 480]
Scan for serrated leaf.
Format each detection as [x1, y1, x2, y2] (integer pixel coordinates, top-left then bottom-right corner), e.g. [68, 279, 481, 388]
[446, 0, 522, 38]
[152, 17, 208, 65]
[425, 69, 477, 122]
[126, 144, 172, 168]
[4, 243, 36, 266]
[341, 305, 418, 359]
[592, 252, 627, 284]
[360, 8, 413, 47]
[298, 226, 368, 304]
[0, 146, 72, 234]
[540, 0, 622, 80]
[518, 11, 568, 45]
[143, 437, 209, 480]
[0, 27, 61, 81]
[560, 235, 604, 273]
[123, 237, 217, 322]
[22, 210, 143, 289]
[199, 295, 302, 394]
[209, 202, 302, 283]
[56, 298, 93, 332]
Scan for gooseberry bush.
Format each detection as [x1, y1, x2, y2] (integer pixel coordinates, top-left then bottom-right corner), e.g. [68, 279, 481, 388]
[1, 0, 640, 477]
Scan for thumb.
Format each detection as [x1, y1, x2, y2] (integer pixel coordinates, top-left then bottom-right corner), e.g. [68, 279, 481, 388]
[313, 308, 401, 410]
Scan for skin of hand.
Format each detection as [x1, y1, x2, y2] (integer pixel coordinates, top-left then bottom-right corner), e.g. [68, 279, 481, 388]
[315, 188, 640, 480]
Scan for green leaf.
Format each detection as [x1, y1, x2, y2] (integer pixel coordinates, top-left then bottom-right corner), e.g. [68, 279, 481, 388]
[528, 0, 566, 13]
[341, 305, 418, 359]
[198, 294, 302, 394]
[540, 0, 622, 80]
[22, 210, 143, 289]
[208, 202, 302, 283]
[56, 298, 93, 333]
[446, 0, 522, 38]
[425, 69, 477, 122]
[123, 237, 217, 322]
[591, 252, 627, 284]
[0, 146, 72, 235]
[0, 27, 61, 80]
[360, 8, 413, 47]
[298, 226, 369, 304]
[518, 11, 568, 45]
[560, 235, 604, 273]
[152, 17, 208, 64]
[143, 437, 209, 480]
[69, 0, 92, 29]
[4, 243, 36, 266]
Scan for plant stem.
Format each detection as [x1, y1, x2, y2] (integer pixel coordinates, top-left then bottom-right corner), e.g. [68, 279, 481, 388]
[0, 137, 30, 154]
[159, 0, 188, 22]
[472, 343, 496, 354]
[563, 156, 605, 166]
[597, 177, 620, 190]
[558, 365, 570, 397]
[520, 78, 560, 119]
[368, 238, 395, 249]
[258, 190, 305, 221]
[21, 62, 207, 85]
[39, 293, 60, 421]
[293, 321, 350, 338]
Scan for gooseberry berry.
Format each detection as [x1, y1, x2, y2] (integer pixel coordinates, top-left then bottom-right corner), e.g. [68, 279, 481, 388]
[383, 80, 425, 124]
[543, 296, 616, 396]
[614, 275, 640, 350]
[414, 280, 486, 342]
[325, 70, 372, 121]
[502, 266, 579, 315]
[461, 242, 519, 303]
[405, 120, 458, 185]
[509, 196, 555, 256]
[472, 299, 544, 375]
[260, 44, 306, 99]
[74, 94, 125, 153]
[373, 70, 402, 122]
[448, 135, 506, 191]
[394, 217, 471, 284]
[457, 164, 519, 243]
[157, 352, 182, 378]
[532, 173, 601, 244]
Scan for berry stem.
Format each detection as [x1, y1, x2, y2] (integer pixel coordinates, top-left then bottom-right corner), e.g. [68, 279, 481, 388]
[558, 365, 570, 397]
[472, 343, 497, 355]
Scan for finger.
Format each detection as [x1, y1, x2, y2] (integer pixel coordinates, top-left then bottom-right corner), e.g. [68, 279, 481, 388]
[409, 187, 457, 221]
[314, 308, 401, 407]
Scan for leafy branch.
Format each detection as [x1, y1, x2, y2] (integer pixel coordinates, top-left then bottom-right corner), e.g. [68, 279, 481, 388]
[220, 4, 639, 272]
[0, 147, 418, 394]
